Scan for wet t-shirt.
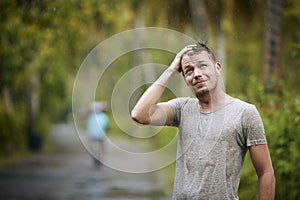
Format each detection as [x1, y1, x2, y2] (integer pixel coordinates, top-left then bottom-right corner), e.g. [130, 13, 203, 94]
[167, 98, 266, 200]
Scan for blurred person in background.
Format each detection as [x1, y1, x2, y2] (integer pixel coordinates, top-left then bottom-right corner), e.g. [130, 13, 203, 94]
[86, 102, 109, 168]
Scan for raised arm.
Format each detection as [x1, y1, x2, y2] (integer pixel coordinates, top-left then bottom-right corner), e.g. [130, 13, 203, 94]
[131, 45, 193, 126]
[249, 144, 275, 200]
[130, 68, 177, 125]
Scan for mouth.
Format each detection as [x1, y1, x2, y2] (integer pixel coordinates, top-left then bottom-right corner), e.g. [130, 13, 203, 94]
[193, 80, 206, 86]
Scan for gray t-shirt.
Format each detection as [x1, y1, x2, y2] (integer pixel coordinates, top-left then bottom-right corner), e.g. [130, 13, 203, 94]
[167, 97, 266, 200]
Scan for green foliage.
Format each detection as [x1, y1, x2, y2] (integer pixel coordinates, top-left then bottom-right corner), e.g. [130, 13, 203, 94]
[0, 0, 137, 155]
[0, 0, 299, 198]
[264, 94, 300, 199]
[0, 108, 27, 156]
[237, 77, 300, 199]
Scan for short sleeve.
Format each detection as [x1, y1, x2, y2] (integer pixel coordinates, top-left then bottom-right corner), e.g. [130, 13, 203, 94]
[166, 98, 183, 127]
[242, 105, 267, 147]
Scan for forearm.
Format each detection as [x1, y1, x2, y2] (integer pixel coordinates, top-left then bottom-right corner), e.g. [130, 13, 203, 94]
[131, 45, 194, 124]
[258, 171, 275, 200]
[131, 67, 178, 124]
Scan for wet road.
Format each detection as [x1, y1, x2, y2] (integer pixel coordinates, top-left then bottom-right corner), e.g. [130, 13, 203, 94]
[0, 124, 172, 200]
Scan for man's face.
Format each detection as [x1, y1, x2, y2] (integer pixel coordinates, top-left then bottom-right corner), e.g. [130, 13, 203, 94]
[181, 51, 221, 97]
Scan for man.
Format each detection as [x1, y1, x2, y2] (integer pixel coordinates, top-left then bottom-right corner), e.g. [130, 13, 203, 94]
[131, 43, 275, 199]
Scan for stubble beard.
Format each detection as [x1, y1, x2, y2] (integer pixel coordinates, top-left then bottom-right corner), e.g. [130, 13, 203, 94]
[194, 80, 218, 100]
[195, 88, 209, 99]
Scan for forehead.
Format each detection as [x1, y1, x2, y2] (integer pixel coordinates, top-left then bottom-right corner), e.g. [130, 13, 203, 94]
[181, 51, 212, 67]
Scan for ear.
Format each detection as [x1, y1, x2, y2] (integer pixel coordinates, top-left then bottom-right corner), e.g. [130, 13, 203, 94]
[215, 62, 222, 76]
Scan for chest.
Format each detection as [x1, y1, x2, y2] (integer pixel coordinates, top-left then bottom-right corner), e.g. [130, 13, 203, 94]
[178, 108, 244, 158]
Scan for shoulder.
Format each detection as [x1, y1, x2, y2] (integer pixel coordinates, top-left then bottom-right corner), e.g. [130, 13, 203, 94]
[232, 99, 264, 128]
[235, 99, 260, 114]
[95, 112, 109, 120]
[165, 97, 196, 126]
[167, 97, 197, 108]
[230, 98, 258, 113]
[225, 99, 262, 122]
[233, 98, 253, 108]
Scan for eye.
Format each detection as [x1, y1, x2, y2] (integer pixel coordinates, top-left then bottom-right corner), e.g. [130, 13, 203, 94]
[200, 64, 208, 68]
[184, 67, 193, 75]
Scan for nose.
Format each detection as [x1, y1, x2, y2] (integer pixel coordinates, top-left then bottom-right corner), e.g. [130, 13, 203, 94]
[194, 67, 202, 78]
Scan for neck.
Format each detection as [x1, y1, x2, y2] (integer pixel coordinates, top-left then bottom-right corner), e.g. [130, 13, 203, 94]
[197, 87, 233, 113]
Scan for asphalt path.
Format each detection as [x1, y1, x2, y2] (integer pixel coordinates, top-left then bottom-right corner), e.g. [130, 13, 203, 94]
[0, 123, 172, 200]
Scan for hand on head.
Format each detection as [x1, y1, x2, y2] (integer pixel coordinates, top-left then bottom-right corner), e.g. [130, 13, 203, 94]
[169, 44, 197, 73]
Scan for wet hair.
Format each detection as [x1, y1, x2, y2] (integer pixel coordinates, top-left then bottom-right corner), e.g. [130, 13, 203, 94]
[184, 42, 216, 62]
[180, 42, 216, 75]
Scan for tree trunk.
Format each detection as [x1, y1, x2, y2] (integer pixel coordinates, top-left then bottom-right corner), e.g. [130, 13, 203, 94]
[3, 86, 14, 115]
[216, 0, 226, 89]
[264, 0, 283, 92]
[188, 0, 209, 42]
[27, 78, 42, 151]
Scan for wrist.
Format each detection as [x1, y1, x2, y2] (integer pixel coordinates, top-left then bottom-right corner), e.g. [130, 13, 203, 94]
[166, 67, 179, 75]
[154, 67, 178, 87]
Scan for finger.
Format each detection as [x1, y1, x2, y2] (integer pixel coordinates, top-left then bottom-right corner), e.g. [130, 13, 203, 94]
[185, 44, 197, 49]
[179, 44, 197, 55]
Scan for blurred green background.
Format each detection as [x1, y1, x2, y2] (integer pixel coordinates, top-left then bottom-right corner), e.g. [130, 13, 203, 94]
[1, 0, 299, 199]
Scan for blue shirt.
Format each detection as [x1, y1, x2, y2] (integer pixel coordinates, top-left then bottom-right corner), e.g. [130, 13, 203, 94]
[86, 112, 109, 140]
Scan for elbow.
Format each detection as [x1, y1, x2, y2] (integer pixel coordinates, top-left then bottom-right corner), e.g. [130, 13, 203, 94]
[130, 109, 150, 125]
[257, 169, 275, 183]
